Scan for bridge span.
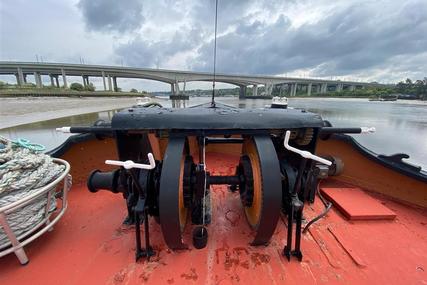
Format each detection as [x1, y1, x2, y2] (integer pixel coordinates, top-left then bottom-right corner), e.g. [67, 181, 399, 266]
[0, 62, 381, 97]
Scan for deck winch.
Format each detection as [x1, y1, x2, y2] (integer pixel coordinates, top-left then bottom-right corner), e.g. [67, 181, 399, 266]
[59, 102, 371, 262]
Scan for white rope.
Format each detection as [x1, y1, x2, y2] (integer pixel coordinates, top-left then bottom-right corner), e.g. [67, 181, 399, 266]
[0, 136, 65, 247]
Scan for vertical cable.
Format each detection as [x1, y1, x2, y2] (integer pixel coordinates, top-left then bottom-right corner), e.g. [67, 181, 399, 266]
[211, 0, 219, 107]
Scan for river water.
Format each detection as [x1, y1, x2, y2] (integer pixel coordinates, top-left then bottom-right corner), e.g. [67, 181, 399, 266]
[1, 96, 426, 169]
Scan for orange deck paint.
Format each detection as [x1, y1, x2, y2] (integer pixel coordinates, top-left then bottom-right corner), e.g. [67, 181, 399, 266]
[0, 153, 426, 285]
[320, 187, 397, 220]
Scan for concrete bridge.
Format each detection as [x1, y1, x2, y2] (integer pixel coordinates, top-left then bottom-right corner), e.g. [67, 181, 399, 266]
[0, 62, 381, 97]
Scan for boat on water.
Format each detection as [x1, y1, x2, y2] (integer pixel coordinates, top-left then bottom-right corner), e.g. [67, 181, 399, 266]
[368, 94, 398, 101]
[270, 96, 288, 109]
[1, 99, 426, 285]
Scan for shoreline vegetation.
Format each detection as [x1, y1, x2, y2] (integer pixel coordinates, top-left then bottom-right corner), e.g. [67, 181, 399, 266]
[0, 78, 426, 100]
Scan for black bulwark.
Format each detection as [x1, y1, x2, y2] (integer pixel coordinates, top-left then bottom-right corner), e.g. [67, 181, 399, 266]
[111, 103, 324, 131]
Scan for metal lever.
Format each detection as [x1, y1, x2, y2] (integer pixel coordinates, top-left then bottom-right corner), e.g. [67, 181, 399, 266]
[284, 131, 332, 166]
[56, 127, 71, 133]
[361, 127, 376, 134]
[283, 130, 331, 262]
[105, 153, 156, 170]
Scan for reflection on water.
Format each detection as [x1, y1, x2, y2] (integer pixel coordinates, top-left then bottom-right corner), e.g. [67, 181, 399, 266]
[0, 97, 426, 169]
[171, 99, 188, 108]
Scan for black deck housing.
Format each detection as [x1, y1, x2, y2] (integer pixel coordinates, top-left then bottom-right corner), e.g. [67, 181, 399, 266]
[111, 103, 324, 132]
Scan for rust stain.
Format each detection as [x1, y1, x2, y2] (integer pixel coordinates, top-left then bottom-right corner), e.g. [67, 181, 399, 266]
[233, 247, 249, 255]
[181, 267, 198, 281]
[138, 272, 150, 283]
[215, 240, 230, 264]
[230, 274, 241, 282]
[113, 270, 126, 284]
[224, 251, 240, 271]
[217, 246, 253, 271]
[167, 278, 175, 284]
[250, 252, 271, 266]
[240, 260, 250, 269]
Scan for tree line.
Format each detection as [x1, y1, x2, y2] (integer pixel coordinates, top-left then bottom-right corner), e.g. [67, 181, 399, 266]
[395, 78, 427, 97]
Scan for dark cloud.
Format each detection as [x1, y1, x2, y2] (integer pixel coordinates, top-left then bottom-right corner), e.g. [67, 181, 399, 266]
[191, 0, 427, 76]
[115, 25, 203, 68]
[191, 0, 253, 30]
[79, 0, 427, 80]
[78, 0, 144, 33]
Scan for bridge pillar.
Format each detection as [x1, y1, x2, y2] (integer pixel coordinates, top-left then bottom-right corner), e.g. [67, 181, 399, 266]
[34, 72, 42, 88]
[290, 83, 297, 96]
[54, 75, 60, 87]
[337, 83, 343, 92]
[349, 85, 355, 91]
[107, 75, 112, 91]
[170, 83, 175, 95]
[173, 81, 180, 95]
[113, 77, 118, 92]
[101, 71, 107, 91]
[265, 83, 273, 96]
[82, 75, 88, 87]
[252, 84, 258, 97]
[311, 84, 318, 94]
[50, 74, 55, 87]
[307, 83, 312, 96]
[321, 83, 328, 94]
[278, 84, 285, 96]
[16, 67, 25, 86]
[61, 69, 67, 88]
[239, 86, 247, 98]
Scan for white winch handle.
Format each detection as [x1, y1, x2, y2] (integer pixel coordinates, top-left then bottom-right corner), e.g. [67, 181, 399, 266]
[56, 127, 71, 133]
[105, 153, 156, 170]
[284, 131, 332, 166]
[361, 127, 376, 134]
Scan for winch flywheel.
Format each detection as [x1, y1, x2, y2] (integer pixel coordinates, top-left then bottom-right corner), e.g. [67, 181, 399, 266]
[240, 135, 282, 245]
[158, 136, 189, 249]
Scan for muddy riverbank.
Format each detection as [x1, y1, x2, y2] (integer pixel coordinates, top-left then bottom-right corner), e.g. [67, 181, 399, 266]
[0, 96, 148, 128]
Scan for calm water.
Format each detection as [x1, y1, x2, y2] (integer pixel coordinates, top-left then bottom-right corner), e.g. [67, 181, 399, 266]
[1, 97, 426, 169]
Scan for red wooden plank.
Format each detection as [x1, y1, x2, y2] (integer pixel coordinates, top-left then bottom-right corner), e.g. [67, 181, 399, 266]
[320, 187, 396, 220]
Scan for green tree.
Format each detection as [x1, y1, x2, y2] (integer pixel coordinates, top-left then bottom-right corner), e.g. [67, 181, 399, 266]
[70, 82, 84, 91]
[84, 83, 95, 91]
[130, 88, 138, 93]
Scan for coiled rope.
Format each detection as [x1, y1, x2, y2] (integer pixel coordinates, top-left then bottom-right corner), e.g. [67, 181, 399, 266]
[0, 136, 65, 247]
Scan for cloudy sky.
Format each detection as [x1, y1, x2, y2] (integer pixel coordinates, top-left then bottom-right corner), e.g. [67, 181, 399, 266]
[1, 0, 426, 91]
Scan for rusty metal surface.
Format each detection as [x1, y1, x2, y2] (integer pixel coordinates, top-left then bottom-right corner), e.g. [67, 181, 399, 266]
[0, 152, 426, 284]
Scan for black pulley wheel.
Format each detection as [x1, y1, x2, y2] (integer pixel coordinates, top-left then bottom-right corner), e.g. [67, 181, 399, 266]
[159, 136, 189, 249]
[241, 135, 282, 246]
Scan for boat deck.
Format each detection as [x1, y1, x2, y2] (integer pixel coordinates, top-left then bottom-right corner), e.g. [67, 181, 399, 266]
[1, 153, 426, 285]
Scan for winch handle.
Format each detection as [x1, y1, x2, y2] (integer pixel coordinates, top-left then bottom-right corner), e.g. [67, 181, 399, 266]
[284, 131, 332, 166]
[105, 153, 156, 170]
